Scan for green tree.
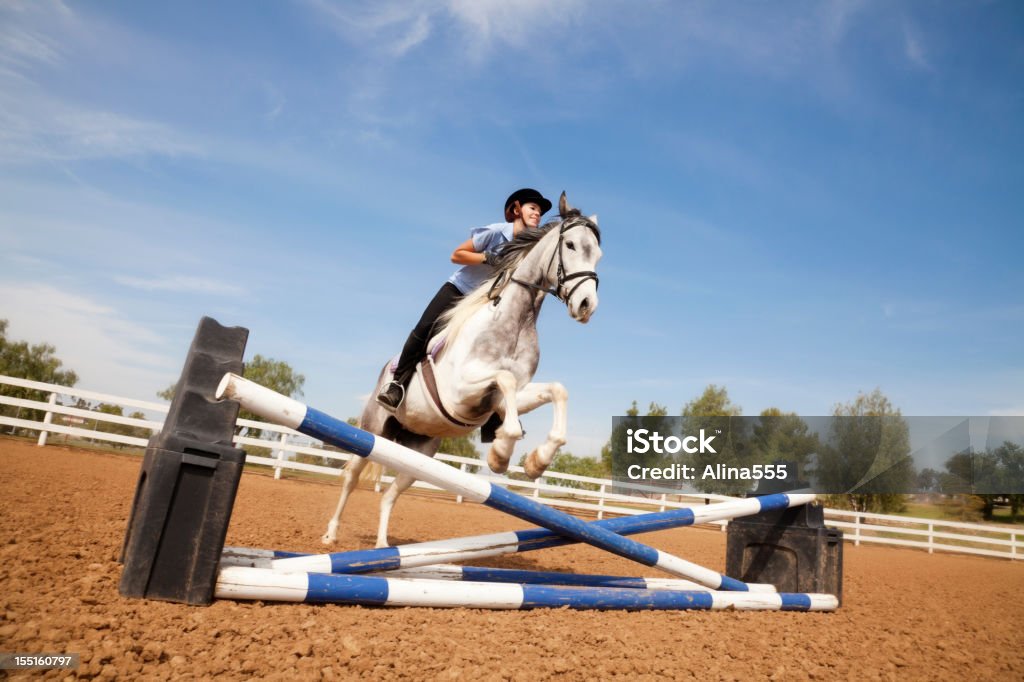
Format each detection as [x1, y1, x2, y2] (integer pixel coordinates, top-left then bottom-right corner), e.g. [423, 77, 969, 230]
[916, 468, 940, 493]
[159, 353, 305, 442]
[545, 451, 607, 491]
[816, 389, 913, 514]
[681, 385, 754, 495]
[749, 408, 820, 485]
[941, 442, 1024, 521]
[600, 400, 667, 475]
[439, 432, 480, 459]
[995, 442, 1024, 521]
[511, 450, 606, 490]
[939, 494, 986, 522]
[88, 404, 150, 448]
[0, 320, 78, 433]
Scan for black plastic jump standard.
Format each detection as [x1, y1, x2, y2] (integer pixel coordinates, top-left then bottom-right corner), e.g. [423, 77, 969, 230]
[119, 317, 249, 605]
[725, 500, 844, 603]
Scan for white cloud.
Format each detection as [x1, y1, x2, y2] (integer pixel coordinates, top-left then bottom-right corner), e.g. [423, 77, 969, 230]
[0, 0, 205, 164]
[0, 281, 177, 398]
[903, 22, 930, 70]
[301, 0, 435, 56]
[0, 91, 205, 163]
[390, 13, 432, 57]
[0, 26, 62, 67]
[990, 407, 1024, 417]
[112, 275, 247, 297]
[819, 0, 870, 48]
[303, 0, 584, 59]
[446, 0, 584, 52]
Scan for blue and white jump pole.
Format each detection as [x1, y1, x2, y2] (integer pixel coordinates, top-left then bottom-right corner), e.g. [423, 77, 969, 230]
[221, 552, 775, 592]
[217, 373, 756, 591]
[376, 565, 753, 592]
[222, 492, 813, 590]
[214, 566, 838, 612]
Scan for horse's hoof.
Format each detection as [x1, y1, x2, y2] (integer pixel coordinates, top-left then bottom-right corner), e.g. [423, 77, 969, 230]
[321, 535, 334, 545]
[488, 448, 510, 474]
[523, 450, 546, 479]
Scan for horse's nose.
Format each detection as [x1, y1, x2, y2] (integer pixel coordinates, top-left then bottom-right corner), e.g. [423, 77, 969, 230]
[576, 297, 593, 322]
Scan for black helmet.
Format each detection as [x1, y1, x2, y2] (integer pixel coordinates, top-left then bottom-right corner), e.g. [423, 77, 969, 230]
[504, 188, 551, 222]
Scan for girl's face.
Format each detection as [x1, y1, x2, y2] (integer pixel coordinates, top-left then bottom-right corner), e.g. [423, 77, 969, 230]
[517, 202, 543, 229]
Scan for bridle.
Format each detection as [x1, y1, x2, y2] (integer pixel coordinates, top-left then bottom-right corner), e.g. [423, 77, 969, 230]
[499, 217, 600, 307]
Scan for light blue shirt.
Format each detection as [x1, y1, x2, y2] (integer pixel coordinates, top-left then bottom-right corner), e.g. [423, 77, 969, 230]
[447, 222, 513, 295]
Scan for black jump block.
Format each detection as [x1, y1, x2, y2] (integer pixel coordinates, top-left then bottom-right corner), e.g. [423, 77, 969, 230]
[119, 316, 249, 605]
[725, 500, 844, 602]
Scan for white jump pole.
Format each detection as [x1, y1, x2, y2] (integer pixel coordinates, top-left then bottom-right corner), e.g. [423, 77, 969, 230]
[214, 566, 839, 612]
[217, 373, 753, 591]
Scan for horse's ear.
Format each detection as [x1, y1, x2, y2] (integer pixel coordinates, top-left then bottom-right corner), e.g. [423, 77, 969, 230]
[588, 214, 598, 225]
[559, 191, 572, 218]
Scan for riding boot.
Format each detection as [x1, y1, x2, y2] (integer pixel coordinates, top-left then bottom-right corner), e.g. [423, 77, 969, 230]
[377, 368, 413, 410]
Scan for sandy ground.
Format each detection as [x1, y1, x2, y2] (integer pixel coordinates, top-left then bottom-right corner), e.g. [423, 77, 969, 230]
[1, 437, 1022, 681]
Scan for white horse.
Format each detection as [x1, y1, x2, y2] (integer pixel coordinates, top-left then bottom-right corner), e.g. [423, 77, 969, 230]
[324, 192, 603, 547]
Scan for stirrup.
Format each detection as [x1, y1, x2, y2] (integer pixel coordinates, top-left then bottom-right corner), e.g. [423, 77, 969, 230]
[376, 381, 406, 411]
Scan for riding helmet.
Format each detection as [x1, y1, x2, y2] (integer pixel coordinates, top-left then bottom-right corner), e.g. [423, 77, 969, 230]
[504, 188, 552, 222]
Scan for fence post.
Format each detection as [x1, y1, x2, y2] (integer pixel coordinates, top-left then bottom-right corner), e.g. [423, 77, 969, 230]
[533, 477, 542, 500]
[272, 432, 288, 480]
[928, 522, 934, 554]
[1013, 532, 1018, 561]
[36, 393, 57, 447]
[456, 462, 468, 504]
[597, 484, 606, 520]
[659, 493, 667, 512]
[854, 514, 861, 547]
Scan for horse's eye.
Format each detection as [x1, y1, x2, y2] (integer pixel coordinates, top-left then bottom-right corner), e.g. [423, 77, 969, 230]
[566, 241, 576, 251]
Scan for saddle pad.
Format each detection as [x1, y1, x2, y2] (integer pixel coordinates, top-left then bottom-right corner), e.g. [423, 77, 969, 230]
[389, 335, 447, 373]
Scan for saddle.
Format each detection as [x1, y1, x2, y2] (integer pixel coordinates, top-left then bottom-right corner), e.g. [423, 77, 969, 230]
[388, 336, 517, 443]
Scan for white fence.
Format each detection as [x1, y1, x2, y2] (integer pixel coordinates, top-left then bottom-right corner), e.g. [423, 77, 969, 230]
[1, 374, 1020, 562]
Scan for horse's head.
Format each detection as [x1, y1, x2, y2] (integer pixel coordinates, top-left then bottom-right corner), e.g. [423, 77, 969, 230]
[551, 192, 602, 323]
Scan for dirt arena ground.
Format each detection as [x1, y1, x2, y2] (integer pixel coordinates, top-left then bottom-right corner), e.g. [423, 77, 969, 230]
[1, 438, 1022, 681]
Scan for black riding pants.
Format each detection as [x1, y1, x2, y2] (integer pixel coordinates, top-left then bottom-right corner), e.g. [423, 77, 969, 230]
[393, 282, 464, 385]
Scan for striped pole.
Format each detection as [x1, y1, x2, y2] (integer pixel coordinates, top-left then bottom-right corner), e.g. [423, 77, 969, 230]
[377, 565, 777, 592]
[218, 373, 754, 591]
[214, 566, 838, 612]
[221, 551, 775, 592]
[222, 492, 814, 581]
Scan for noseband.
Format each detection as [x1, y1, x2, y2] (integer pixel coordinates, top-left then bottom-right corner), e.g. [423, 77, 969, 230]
[508, 217, 600, 306]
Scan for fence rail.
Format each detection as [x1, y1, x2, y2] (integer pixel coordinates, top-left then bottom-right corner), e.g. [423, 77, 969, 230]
[2, 373, 1020, 561]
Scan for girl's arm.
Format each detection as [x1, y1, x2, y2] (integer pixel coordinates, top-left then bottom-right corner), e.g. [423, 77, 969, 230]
[451, 237, 488, 265]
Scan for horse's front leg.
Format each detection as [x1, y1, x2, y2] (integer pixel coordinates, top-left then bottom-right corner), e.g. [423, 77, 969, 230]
[515, 382, 568, 479]
[485, 370, 525, 473]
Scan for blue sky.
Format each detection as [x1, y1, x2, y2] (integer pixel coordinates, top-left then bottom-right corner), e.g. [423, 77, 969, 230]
[1, 0, 1022, 458]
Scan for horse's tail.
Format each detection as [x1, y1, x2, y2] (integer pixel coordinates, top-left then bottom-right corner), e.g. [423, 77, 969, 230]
[358, 460, 385, 486]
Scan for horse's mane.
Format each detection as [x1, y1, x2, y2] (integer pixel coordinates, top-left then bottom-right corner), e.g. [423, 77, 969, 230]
[435, 210, 586, 345]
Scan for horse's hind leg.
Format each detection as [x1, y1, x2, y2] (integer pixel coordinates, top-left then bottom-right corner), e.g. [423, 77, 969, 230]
[322, 456, 369, 545]
[376, 472, 416, 548]
[375, 423, 439, 547]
